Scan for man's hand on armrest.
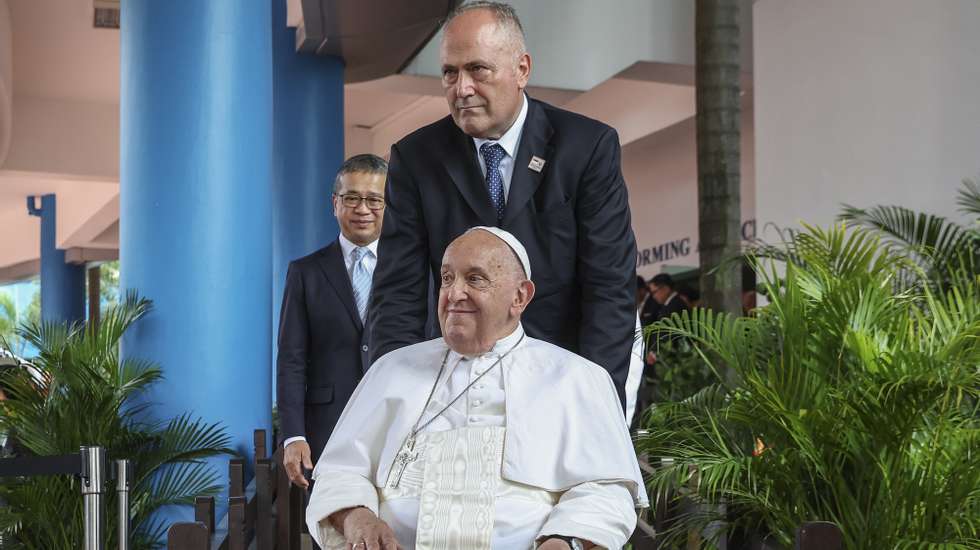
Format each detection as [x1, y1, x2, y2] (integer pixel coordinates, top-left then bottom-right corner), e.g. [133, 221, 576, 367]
[327, 506, 402, 550]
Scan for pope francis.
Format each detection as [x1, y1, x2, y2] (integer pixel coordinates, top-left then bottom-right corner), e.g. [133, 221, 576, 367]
[306, 227, 648, 550]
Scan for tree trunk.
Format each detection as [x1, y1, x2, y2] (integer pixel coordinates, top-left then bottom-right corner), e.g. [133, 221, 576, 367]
[696, 0, 742, 315]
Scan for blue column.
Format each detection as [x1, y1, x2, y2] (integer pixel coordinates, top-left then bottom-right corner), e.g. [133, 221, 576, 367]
[27, 194, 85, 324]
[271, 0, 343, 395]
[119, 0, 273, 523]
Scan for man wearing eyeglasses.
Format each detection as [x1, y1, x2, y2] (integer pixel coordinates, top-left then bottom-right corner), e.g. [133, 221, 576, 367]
[277, 154, 388, 494]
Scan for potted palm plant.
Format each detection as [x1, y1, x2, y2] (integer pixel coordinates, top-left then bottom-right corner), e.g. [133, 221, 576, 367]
[0, 292, 233, 548]
[637, 221, 979, 548]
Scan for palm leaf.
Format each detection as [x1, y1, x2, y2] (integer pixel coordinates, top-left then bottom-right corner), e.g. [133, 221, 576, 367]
[0, 293, 233, 549]
[637, 224, 980, 549]
[838, 203, 979, 292]
[956, 178, 980, 218]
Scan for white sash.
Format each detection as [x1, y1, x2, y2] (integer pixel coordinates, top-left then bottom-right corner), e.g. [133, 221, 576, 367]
[381, 426, 555, 550]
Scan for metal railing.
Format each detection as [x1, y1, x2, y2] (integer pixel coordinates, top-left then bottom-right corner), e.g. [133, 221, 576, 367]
[0, 446, 132, 550]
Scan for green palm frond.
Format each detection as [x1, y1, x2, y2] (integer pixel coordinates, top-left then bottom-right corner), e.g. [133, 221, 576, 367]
[838, 205, 972, 259]
[136, 414, 233, 487]
[637, 223, 980, 549]
[956, 178, 980, 218]
[0, 294, 233, 550]
[0, 293, 16, 335]
[839, 199, 980, 293]
[137, 461, 225, 510]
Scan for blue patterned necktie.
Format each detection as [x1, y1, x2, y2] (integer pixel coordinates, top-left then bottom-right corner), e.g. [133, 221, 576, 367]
[479, 142, 506, 220]
[349, 246, 371, 322]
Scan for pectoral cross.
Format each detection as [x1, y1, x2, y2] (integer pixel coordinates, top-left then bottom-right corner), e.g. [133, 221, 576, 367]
[389, 435, 419, 489]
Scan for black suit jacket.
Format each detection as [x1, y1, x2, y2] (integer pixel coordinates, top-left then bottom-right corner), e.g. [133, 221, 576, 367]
[639, 296, 661, 328]
[369, 97, 637, 408]
[657, 295, 688, 321]
[643, 294, 689, 364]
[276, 240, 370, 460]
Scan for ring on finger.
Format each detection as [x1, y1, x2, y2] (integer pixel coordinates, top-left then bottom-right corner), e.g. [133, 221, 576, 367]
[352, 543, 366, 549]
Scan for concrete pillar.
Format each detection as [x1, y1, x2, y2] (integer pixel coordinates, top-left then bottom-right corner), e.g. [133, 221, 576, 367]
[271, 0, 343, 394]
[119, 0, 273, 523]
[27, 194, 85, 324]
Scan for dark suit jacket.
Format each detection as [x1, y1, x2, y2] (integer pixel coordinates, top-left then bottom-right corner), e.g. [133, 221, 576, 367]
[644, 294, 689, 361]
[639, 296, 661, 328]
[656, 295, 688, 322]
[276, 240, 370, 461]
[369, 97, 637, 408]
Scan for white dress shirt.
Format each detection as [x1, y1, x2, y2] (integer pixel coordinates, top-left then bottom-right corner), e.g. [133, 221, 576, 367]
[338, 233, 379, 275]
[472, 94, 529, 201]
[283, 234, 380, 450]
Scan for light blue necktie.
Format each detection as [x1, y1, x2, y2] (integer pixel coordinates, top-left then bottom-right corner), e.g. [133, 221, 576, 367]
[480, 142, 506, 220]
[350, 246, 371, 322]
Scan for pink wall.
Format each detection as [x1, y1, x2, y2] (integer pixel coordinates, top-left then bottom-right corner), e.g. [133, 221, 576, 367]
[624, 101, 756, 280]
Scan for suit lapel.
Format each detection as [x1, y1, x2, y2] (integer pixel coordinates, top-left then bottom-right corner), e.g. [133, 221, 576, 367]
[442, 120, 499, 226]
[503, 98, 555, 226]
[314, 241, 363, 332]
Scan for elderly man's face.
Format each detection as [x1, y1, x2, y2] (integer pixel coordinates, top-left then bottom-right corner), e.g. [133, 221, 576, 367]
[440, 9, 531, 139]
[438, 231, 534, 355]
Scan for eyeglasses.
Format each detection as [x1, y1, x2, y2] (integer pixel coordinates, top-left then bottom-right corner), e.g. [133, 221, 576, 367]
[336, 193, 385, 210]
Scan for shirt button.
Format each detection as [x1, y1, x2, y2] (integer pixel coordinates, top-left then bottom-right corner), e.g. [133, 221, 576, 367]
[361, 345, 368, 352]
[474, 384, 484, 390]
[472, 400, 482, 407]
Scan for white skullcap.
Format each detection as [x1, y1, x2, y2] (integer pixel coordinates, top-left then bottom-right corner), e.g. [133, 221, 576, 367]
[465, 226, 532, 279]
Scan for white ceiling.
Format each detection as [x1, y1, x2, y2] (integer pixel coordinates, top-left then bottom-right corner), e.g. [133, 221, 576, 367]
[0, 0, 712, 280]
[9, 0, 119, 103]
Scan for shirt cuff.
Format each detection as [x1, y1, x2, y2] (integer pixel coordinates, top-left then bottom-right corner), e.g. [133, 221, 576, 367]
[283, 436, 307, 448]
[537, 481, 637, 549]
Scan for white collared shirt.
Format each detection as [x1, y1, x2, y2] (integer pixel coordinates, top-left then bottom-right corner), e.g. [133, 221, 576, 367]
[338, 233, 379, 276]
[420, 324, 526, 433]
[472, 94, 529, 201]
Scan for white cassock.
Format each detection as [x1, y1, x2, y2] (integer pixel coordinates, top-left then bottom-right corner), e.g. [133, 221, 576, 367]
[306, 324, 649, 550]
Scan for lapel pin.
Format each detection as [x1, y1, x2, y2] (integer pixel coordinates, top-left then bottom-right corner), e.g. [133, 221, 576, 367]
[528, 156, 546, 173]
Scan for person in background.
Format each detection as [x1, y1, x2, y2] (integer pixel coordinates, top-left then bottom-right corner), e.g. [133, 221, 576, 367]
[676, 285, 700, 309]
[277, 154, 388, 492]
[639, 275, 661, 329]
[635, 274, 649, 311]
[742, 264, 757, 316]
[644, 273, 689, 366]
